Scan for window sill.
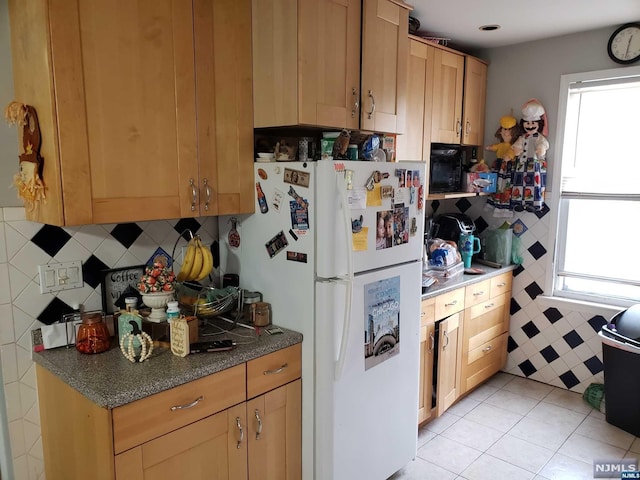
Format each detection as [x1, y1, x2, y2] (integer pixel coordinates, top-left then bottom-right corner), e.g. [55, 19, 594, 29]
[537, 295, 626, 319]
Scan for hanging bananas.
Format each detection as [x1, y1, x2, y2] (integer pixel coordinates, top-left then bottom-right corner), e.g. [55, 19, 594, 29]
[176, 236, 214, 282]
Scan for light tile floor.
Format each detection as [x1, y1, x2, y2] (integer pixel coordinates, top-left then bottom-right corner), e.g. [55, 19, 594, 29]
[389, 373, 640, 480]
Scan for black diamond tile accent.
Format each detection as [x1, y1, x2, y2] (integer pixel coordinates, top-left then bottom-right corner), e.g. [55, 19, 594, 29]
[174, 218, 202, 240]
[110, 223, 143, 249]
[540, 345, 560, 363]
[83, 254, 110, 289]
[528, 241, 547, 260]
[543, 307, 563, 324]
[507, 335, 518, 353]
[518, 360, 537, 377]
[534, 203, 550, 219]
[588, 315, 608, 332]
[525, 281, 544, 300]
[474, 216, 489, 234]
[584, 356, 604, 375]
[37, 297, 74, 325]
[563, 330, 584, 349]
[559, 370, 580, 389]
[455, 197, 472, 212]
[31, 225, 72, 257]
[430, 200, 440, 215]
[510, 297, 521, 315]
[513, 264, 525, 276]
[522, 320, 540, 338]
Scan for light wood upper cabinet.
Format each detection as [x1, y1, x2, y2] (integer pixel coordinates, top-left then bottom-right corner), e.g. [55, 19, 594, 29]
[8, 0, 254, 226]
[395, 37, 434, 161]
[360, 0, 409, 134]
[431, 48, 465, 144]
[252, 0, 410, 134]
[430, 47, 487, 147]
[461, 56, 488, 146]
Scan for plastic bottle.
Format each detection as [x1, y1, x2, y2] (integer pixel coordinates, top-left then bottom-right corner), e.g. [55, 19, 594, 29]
[166, 301, 180, 323]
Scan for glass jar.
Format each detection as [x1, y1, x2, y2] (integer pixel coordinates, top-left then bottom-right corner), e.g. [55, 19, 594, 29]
[76, 312, 111, 354]
[242, 291, 262, 321]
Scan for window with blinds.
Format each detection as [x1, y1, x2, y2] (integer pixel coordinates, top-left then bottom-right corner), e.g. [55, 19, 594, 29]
[552, 69, 640, 307]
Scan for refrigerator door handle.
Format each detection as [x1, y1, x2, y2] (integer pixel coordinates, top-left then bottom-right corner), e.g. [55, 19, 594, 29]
[334, 278, 353, 381]
[337, 172, 355, 282]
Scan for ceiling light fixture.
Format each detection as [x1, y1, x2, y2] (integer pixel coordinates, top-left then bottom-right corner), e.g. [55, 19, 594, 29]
[479, 25, 500, 32]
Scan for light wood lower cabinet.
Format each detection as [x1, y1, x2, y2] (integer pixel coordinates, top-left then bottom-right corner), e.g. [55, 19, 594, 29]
[418, 272, 512, 425]
[37, 344, 302, 480]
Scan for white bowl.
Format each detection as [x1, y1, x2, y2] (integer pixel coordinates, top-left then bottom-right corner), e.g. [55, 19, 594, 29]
[257, 152, 274, 159]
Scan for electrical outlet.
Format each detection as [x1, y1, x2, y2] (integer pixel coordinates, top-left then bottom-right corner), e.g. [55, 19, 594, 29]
[38, 261, 84, 294]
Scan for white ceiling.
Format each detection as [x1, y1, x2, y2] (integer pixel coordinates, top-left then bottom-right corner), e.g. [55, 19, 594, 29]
[409, 0, 640, 51]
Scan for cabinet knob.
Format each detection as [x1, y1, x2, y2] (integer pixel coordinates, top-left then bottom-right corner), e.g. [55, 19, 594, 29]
[189, 178, 198, 212]
[482, 345, 493, 353]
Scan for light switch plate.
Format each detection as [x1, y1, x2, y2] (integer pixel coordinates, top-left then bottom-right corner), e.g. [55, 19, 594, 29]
[38, 261, 84, 294]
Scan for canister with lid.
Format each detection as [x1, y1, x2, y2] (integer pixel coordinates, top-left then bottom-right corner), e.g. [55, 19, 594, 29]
[242, 291, 262, 321]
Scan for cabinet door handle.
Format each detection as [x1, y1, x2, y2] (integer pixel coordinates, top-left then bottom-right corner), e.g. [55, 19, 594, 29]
[189, 178, 198, 212]
[473, 291, 484, 296]
[484, 303, 495, 309]
[203, 178, 211, 211]
[367, 90, 376, 119]
[466, 120, 471, 135]
[496, 282, 506, 287]
[254, 409, 263, 440]
[420, 311, 425, 317]
[263, 363, 288, 375]
[170, 395, 204, 411]
[351, 87, 359, 118]
[444, 300, 457, 307]
[456, 120, 462, 136]
[236, 416, 244, 449]
[429, 332, 435, 352]
[442, 331, 449, 350]
[482, 345, 493, 353]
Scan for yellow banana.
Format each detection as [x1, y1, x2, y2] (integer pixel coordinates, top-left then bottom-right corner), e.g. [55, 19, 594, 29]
[195, 241, 213, 281]
[177, 237, 197, 282]
[187, 237, 204, 281]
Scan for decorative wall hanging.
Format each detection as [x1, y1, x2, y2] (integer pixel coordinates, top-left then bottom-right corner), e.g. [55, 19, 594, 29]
[4, 101, 46, 210]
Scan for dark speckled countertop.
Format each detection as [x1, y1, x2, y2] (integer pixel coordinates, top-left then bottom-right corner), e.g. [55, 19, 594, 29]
[422, 263, 517, 299]
[32, 324, 302, 409]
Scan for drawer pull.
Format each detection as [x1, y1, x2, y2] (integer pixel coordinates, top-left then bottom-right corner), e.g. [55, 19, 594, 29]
[170, 395, 204, 411]
[236, 417, 244, 449]
[482, 345, 493, 353]
[484, 303, 495, 309]
[264, 363, 288, 375]
[496, 282, 506, 287]
[444, 300, 458, 307]
[473, 291, 484, 296]
[429, 332, 435, 352]
[421, 311, 425, 317]
[255, 409, 263, 440]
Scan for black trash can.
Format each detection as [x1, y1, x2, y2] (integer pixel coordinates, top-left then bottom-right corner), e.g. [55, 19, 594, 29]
[599, 304, 640, 436]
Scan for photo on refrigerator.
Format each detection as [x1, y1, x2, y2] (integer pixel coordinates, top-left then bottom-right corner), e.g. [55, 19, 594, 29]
[364, 276, 401, 370]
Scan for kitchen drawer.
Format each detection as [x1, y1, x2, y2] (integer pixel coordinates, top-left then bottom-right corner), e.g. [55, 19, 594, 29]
[421, 297, 436, 327]
[434, 287, 465, 320]
[112, 363, 246, 454]
[490, 272, 512, 298]
[463, 332, 508, 392]
[465, 293, 508, 352]
[247, 343, 302, 399]
[464, 279, 490, 307]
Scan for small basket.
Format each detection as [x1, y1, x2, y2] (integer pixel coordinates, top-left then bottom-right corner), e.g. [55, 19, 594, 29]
[176, 282, 240, 319]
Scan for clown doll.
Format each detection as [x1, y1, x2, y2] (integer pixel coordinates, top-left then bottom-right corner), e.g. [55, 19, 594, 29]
[510, 99, 549, 212]
[485, 115, 521, 215]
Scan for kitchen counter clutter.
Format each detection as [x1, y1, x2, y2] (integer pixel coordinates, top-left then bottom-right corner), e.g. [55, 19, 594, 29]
[32, 324, 302, 409]
[422, 262, 516, 299]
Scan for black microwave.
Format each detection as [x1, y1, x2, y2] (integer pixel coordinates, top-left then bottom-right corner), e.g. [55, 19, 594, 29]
[429, 144, 462, 193]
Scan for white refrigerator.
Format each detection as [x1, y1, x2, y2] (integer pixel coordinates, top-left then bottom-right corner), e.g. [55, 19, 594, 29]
[219, 160, 426, 480]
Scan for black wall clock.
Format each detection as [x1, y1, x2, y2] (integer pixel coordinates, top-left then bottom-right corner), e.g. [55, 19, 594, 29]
[607, 23, 640, 65]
